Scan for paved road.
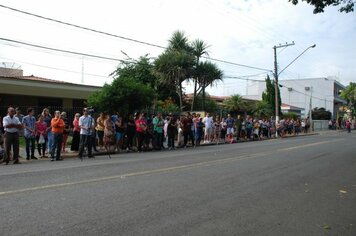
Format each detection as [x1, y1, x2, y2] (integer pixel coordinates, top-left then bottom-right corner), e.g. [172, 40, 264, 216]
[0, 131, 355, 235]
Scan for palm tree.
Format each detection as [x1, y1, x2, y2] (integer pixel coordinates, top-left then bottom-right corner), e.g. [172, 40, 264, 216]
[191, 39, 210, 111]
[223, 94, 248, 113]
[154, 31, 195, 111]
[168, 30, 192, 52]
[196, 61, 223, 111]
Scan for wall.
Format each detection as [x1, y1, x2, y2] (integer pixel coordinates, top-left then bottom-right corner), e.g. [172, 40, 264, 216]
[313, 120, 329, 131]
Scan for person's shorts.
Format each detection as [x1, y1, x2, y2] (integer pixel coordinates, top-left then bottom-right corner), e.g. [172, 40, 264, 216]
[115, 132, 124, 141]
[205, 127, 212, 135]
[227, 127, 234, 135]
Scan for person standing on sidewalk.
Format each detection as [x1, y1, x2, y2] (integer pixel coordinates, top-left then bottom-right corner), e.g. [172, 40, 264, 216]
[152, 112, 164, 150]
[50, 111, 65, 161]
[42, 108, 52, 154]
[2, 107, 23, 164]
[22, 107, 38, 160]
[346, 119, 351, 133]
[78, 108, 95, 159]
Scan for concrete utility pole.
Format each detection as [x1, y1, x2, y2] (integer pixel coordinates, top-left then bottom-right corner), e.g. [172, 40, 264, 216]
[273, 42, 295, 136]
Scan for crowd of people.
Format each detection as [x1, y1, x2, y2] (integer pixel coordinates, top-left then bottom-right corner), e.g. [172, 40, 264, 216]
[0, 106, 321, 165]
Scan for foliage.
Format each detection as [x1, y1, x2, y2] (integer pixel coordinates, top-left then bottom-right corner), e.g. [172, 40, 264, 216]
[252, 100, 273, 118]
[87, 77, 155, 115]
[192, 93, 220, 112]
[312, 107, 332, 120]
[289, 0, 355, 13]
[340, 82, 356, 116]
[223, 94, 248, 112]
[262, 75, 282, 117]
[154, 31, 196, 111]
[191, 39, 210, 111]
[155, 97, 180, 114]
[283, 112, 298, 120]
[195, 61, 224, 110]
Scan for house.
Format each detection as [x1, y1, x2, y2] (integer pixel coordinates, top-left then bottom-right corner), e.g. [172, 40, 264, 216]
[245, 77, 346, 118]
[0, 67, 101, 116]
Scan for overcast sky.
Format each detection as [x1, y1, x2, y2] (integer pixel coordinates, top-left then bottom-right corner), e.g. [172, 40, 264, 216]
[0, 0, 355, 96]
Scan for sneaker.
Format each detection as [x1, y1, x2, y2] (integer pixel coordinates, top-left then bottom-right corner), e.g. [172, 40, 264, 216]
[31, 156, 38, 160]
[50, 158, 55, 161]
[56, 158, 63, 161]
[13, 160, 21, 164]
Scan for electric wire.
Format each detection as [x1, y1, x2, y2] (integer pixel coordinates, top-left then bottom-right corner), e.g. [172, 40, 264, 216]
[0, 4, 272, 72]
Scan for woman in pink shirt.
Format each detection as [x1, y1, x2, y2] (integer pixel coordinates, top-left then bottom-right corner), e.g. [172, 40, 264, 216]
[135, 113, 147, 152]
[35, 114, 47, 158]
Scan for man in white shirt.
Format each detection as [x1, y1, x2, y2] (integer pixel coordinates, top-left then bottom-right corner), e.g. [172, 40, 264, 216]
[202, 112, 213, 143]
[2, 107, 23, 164]
[78, 108, 95, 159]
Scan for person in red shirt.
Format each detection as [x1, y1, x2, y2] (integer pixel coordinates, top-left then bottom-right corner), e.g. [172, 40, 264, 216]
[50, 111, 65, 161]
[35, 114, 47, 158]
[135, 113, 147, 152]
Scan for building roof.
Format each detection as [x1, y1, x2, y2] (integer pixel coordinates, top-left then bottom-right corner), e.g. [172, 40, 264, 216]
[0, 74, 101, 100]
[1, 75, 101, 88]
[281, 103, 304, 111]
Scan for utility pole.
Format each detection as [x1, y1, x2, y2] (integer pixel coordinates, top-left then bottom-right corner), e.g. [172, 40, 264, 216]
[273, 42, 295, 136]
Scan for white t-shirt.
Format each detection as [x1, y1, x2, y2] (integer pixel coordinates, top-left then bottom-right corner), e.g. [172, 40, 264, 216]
[203, 116, 213, 129]
[79, 115, 95, 135]
[3, 115, 21, 133]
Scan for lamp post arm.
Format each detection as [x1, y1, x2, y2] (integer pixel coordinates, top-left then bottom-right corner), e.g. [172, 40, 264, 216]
[278, 44, 316, 76]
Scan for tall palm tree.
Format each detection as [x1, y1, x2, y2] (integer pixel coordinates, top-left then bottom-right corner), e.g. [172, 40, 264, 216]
[154, 31, 195, 111]
[191, 39, 209, 111]
[196, 61, 223, 111]
[168, 30, 192, 52]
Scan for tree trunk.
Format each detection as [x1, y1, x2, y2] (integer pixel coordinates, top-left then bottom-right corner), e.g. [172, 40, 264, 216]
[202, 84, 206, 111]
[179, 82, 183, 112]
[191, 78, 198, 111]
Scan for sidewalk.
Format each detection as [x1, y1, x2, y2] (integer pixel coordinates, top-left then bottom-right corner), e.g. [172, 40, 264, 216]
[16, 129, 347, 162]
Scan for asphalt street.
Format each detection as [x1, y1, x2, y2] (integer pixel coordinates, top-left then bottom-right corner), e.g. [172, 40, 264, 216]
[0, 131, 355, 236]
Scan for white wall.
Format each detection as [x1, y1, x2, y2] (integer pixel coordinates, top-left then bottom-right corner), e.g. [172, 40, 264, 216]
[245, 78, 339, 118]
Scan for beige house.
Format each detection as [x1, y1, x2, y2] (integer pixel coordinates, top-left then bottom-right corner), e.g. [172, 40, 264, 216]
[0, 67, 101, 115]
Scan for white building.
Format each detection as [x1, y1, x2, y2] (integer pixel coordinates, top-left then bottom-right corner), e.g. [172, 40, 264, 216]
[244, 77, 346, 118]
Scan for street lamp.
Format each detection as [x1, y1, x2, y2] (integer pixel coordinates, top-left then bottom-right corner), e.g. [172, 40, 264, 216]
[273, 43, 316, 136]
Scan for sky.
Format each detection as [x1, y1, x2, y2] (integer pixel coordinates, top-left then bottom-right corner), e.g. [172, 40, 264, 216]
[0, 0, 355, 96]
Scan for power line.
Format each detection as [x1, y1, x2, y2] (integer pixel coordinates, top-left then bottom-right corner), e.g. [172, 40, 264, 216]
[0, 56, 111, 78]
[0, 4, 272, 72]
[0, 37, 133, 63]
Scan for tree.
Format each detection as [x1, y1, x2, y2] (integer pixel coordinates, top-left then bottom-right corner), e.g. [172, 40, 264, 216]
[340, 82, 356, 116]
[252, 100, 273, 118]
[312, 107, 332, 120]
[87, 77, 155, 115]
[154, 31, 195, 111]
[223, 94, 248, 113]
[191, 39, 210, 111]
[195, 61, 224, 111]
[262, 75, 282, 117]
[289, 0, 355, 13]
